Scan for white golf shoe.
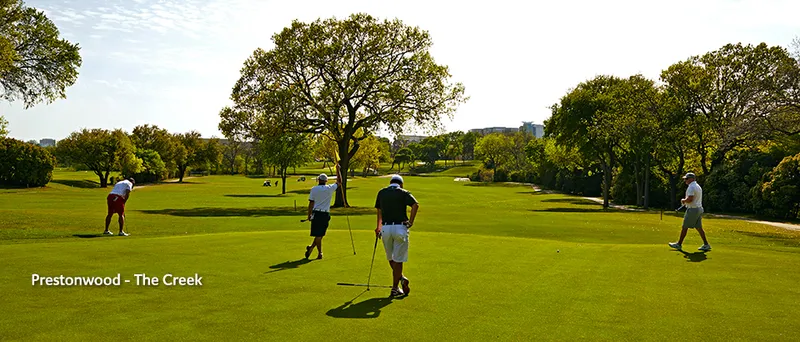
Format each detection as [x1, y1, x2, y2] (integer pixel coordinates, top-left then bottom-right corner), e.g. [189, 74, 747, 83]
[668, 242, 682, 250]
[698, 244, 711, 251]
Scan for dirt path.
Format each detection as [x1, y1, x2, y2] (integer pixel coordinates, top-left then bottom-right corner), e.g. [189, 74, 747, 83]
[582, 197, 800, 231]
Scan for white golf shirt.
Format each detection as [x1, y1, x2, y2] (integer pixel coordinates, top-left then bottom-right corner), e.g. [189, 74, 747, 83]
[685, 181, 703, 209]
[109, 180, 133, 196]
[309, 183, 338, 212]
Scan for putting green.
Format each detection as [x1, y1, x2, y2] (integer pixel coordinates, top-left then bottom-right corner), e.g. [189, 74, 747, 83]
[1, 171, 799, 340]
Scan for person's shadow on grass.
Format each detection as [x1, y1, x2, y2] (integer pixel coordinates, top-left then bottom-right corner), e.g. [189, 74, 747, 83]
[265, 259, 312, 274]
[326, 291, 397, 319]
[677, 250, 708, 262]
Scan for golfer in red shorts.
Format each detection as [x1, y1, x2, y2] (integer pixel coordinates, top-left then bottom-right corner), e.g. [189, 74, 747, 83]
[103, 178, 135, 236]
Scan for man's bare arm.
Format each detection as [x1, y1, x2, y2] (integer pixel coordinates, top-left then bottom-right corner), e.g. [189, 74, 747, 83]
[307, 201, 315, 220]
[406, 203, 419, 228]
[375, 209, 383, 237]
[682, 195, 695, 204]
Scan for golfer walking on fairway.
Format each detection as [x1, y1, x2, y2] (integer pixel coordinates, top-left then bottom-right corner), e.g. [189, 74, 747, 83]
[305, 163, 343, 259]
[374, 175, 419, 297]
[669, 173, 711, 251]
[103, 178, 135, 236]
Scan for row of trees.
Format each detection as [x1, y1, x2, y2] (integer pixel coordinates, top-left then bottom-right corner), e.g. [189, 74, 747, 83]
[538, 41, 800, 219]
[54, 125, 221, 187]
[389, 131, 480, 171]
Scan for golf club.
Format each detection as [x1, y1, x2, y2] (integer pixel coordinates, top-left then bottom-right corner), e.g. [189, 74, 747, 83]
[675, 205, 685, 212]
[346, 211, 356, 255]
[366, 234, 379, 291]
[336, 282, 392, 288]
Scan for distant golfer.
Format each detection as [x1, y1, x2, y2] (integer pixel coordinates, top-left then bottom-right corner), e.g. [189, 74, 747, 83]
[305, 164, 342, 259]
[374, 175, 419, 297]
[669, 173, 711, 251]
[103, 178, 135, 236]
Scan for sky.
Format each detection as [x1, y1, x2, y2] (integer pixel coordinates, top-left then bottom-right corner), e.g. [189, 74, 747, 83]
[2, 0, 799, 142]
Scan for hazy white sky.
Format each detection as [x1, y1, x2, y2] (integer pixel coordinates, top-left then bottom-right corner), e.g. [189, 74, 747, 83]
[2, 0, 799, 142]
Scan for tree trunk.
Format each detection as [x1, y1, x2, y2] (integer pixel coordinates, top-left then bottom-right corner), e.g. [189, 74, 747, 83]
[668, 174, 677, 210]
[699, 147, 710, 175]
[178, 165, 186, 182]
[333, 144, 351, 208]
[281, 168, 287, 195]
[602, 161, 611, 209]
[643, 154, 650, 210]
[634, 160, 643, 207]
[97, 171, 107, 188]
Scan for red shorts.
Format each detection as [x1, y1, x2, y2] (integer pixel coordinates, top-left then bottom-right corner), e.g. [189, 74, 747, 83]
[107, 194, 126, 215]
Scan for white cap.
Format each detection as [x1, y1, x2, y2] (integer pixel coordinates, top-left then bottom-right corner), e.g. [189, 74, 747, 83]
[390, 174, 404, 184]
[318, 174, 328, 181]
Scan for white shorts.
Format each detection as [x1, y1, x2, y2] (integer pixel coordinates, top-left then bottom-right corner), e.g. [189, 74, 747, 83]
[381, 224, 409, 263]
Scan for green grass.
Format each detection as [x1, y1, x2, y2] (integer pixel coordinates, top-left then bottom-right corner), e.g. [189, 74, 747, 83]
[1, 170, 799, 340]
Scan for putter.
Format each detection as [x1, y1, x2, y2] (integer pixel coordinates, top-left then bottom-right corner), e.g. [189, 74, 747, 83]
[366, 234, 379, 291]
[336, 282, 392, 288]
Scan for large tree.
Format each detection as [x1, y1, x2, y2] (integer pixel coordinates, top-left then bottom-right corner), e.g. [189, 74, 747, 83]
[607, 75, 661, 209]
[173, 131, 204, 182]
[131, 124, 178, 176]
[460, 131, 479, 161]
[56, 129, 139, 187]
[661, 43, 800, 172]
[224, 13, 466, 207]
[0, 0, 81, 108]
[474, 133, 512, 179]
[547, 75, 623, 208]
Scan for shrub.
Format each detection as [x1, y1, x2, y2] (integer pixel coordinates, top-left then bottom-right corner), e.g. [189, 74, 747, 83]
[752, 153, 800, 219]
[493, 168, 509, 182]
[0, 137, 56, 187]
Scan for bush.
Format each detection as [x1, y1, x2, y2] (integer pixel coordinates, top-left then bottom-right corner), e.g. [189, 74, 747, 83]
[752, 153, 800, 219]
[130, 149, 167, 184]
[0, 137, 56, 187]
[508, 170, 535, 183]
[493, 168, 509, 182]
[705, 149, 783, 213]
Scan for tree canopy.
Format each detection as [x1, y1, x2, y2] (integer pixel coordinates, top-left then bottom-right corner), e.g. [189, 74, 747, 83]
[0, 0, 82, 108]
[56, 129, 139, 187]
[222, 13, 466, 207]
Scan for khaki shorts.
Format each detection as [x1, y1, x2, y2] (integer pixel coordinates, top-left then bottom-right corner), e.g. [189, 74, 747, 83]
[381, 224, 409, 262]
[683, 207, 704, 229]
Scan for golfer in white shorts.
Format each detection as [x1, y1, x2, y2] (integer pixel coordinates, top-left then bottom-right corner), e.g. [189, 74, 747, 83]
[374, 174, 419, 297]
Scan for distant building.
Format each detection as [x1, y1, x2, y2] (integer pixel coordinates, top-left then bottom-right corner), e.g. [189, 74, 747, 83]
[520, 122, 545, 138]
[39, 139, 56, 147]
[468, 127, 519, 135]
[392, 135, 428, 150]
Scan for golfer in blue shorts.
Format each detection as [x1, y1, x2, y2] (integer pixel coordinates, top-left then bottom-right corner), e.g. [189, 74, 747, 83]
[374, 175, 419, 297]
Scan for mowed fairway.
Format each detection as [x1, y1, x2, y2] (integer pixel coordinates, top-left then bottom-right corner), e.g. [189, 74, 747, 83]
[2, 171, 800, 341]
